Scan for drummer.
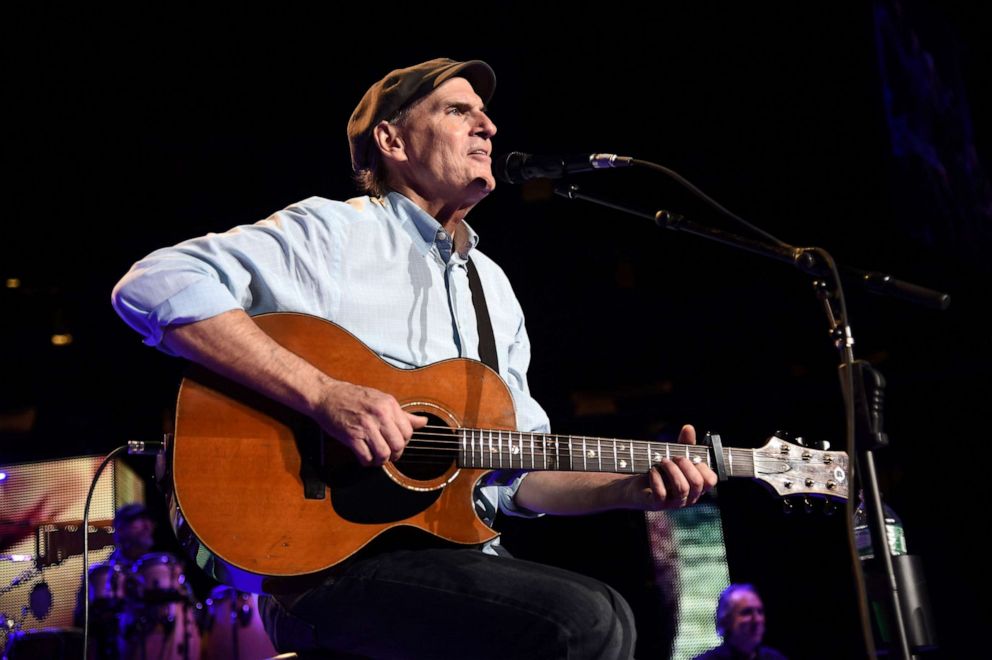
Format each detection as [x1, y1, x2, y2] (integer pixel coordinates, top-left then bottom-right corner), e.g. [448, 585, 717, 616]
[73, 503, 157, 626]
[108, 504, 156, 564]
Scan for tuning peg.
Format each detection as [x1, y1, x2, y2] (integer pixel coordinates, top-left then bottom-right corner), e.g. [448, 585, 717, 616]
[776, 430, 811, 447]
[782, 498, 796, 515]
[801, 439, 831, 450]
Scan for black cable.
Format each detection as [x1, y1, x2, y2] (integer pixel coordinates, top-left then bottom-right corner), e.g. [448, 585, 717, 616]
[631, 158, 791, 247]
[82, 445, 128, 660]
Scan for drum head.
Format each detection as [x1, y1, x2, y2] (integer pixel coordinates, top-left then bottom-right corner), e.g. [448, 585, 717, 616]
[88, 561, 127, 601]
[131, 552, 187, 603]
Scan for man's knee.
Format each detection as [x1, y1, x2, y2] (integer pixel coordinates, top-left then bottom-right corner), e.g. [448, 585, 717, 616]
[554, 580, 636, 659]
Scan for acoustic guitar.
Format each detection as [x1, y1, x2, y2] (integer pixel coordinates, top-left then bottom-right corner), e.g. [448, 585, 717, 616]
[164, 313, 849, 593]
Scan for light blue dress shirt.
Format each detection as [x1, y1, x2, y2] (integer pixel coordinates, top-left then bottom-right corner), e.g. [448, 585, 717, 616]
[112, 191, 549, 549]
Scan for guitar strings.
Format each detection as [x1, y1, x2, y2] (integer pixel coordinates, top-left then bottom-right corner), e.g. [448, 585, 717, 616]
[351, 425, 796, 475]
[387, 454, 776, 483]
[396, 443, 756, 467]
[374, 438, 824, 488]
[388, 455, 765, 479]
[398, 451, 726, 471]
[408, 427, 813, 468]
[411, 425, 712, 455]
[403, 434, 749, 461]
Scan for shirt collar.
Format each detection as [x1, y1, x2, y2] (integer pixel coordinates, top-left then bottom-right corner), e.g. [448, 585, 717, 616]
[384, 191, 480, 261]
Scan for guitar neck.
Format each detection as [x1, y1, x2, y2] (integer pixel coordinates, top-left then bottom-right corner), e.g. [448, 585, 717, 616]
[457, 428, 756, 479]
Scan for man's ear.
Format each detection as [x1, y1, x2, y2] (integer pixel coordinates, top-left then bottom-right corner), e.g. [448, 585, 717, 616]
[372, 120, 407, 164]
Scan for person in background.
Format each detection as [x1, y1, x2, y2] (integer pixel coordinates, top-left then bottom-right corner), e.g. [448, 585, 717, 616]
[74, 503, 160, 659]
[74, 503, 156, 623]
[105, 504, 156, 564]
[694, 583, 787, 659]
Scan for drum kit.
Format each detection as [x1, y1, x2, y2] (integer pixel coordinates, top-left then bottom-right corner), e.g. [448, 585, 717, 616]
[4, 552, 275, 660]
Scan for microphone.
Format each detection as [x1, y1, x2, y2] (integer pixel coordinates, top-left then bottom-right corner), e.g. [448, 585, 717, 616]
[493, 152, 633, 184]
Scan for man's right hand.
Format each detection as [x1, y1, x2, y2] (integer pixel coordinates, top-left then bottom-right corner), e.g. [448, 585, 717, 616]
[160, 310, 429, 468]
[312, 381, 428, 466]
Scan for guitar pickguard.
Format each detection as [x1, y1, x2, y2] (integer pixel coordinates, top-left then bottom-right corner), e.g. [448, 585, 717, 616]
[326, 464, 446, 524]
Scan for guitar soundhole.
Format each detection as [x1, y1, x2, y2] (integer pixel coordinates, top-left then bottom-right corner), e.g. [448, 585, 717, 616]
[393, 413, 456, 481]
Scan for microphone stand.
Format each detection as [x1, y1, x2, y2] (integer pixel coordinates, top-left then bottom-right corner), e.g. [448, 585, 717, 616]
[554, 183, 948, 659]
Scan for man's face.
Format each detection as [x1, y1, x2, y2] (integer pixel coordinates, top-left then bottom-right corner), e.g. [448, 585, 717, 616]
[117, 516, 155, 558]
[725, 590, 766, 653]
[393, 77, 497, 209]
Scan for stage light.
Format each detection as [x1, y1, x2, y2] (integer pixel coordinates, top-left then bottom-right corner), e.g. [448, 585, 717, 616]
[51, 333, 73, 346]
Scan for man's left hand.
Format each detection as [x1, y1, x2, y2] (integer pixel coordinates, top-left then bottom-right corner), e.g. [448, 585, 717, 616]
[635, 424, 719, 511]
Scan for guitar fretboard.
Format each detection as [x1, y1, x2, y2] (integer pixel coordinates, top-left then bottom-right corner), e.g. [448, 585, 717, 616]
[457, 429, 755, 477]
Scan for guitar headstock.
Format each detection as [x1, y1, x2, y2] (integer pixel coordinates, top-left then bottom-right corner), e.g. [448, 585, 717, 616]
[751, 432, 850, 501]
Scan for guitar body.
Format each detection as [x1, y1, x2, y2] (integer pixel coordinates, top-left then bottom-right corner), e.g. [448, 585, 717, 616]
[168, 313, 516, 593]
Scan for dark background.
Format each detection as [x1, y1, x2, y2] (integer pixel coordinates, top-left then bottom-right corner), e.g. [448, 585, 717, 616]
[4, 2, 989, 657]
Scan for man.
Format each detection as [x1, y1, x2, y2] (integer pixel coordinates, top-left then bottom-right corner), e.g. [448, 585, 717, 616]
[112, 58, 718, 658]
[74, 503, 155, 622]
[107, 504, 156, 563]
[73, 504, 156, 658]
[694, 584, 787, 659]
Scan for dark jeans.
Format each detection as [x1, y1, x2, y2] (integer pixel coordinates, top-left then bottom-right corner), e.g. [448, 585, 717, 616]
[259, 547, 636, 659]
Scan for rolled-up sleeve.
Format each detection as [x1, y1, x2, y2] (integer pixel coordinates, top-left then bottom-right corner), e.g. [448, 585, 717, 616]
[112, 256, 244, 350]
[496, 472, 543, 519]
[111, 199, 341, 352]
[478, 471, 543, 520]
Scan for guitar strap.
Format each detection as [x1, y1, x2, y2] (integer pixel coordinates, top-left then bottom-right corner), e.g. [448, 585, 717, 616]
[466, 257, 499, 374]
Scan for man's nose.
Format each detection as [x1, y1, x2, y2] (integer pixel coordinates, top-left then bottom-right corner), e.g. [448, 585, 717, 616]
[475, 111, 497, 139]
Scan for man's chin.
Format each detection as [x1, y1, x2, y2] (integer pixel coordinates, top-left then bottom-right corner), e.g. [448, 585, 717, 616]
[731, 632, 763, 652]
[469, 176, 495, 199]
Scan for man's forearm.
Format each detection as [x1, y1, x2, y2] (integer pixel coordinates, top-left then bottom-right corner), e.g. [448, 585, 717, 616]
[160, 308, 333, 418]
[160, 309, 423, 466]
[513, 471, 645, 515]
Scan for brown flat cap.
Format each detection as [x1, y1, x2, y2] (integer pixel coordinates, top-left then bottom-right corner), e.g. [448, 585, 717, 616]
[347, 58, 496, 172]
